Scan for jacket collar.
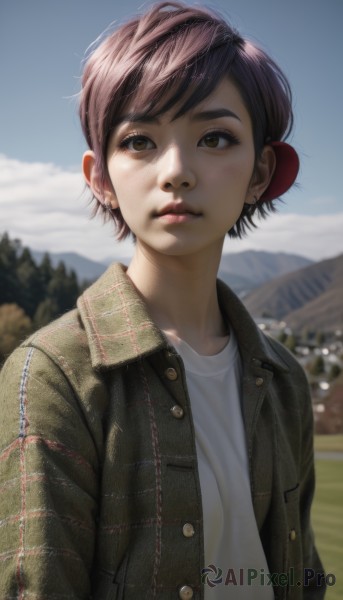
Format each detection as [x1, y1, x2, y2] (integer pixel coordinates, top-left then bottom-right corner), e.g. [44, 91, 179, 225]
[216, 279, 290, 374]
[77, 262, 166, 369]
[78, 262, 289, 373]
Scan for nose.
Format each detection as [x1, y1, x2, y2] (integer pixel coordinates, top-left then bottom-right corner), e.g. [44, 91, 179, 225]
[157, 145, 196, 191]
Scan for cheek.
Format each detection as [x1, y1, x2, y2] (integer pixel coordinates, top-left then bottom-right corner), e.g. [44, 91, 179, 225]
[205, 149, 255, 189]
[106, 168, 131, 205]
[205, 165, 252, 197]
[108, 160, 152, 197]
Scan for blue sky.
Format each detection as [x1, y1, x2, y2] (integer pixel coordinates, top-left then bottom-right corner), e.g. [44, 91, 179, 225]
[0, 0, 342, 262]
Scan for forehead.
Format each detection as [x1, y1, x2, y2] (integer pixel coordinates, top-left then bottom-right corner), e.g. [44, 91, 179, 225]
[190, 78, 251, 122]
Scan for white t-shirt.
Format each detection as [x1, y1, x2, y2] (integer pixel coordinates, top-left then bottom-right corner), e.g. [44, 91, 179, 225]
[164, 331, 274, 599]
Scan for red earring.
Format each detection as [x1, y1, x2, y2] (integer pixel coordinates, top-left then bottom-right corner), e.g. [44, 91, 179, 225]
[260, 141, 299, 202]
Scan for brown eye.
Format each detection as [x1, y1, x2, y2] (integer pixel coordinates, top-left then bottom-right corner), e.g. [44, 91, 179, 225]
[203, 134, 221, 148]
[131, 137, 149, 151]
[199, 131, 239, 149]
[121, 135, 155, 152]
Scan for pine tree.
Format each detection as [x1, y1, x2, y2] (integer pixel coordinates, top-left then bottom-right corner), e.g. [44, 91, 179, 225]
[16, 248, 44, 318]
[0, 232, 21, 304]
[47, 262, 79, 316]
[0, 304, 32, 365]
[34, 298, 59, 328]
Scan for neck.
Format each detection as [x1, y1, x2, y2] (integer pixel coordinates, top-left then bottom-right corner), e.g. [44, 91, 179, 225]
[126, 242, 228, 355]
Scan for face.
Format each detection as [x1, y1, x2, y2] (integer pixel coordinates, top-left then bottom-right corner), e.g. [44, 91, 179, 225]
[84, 78, 272, 259]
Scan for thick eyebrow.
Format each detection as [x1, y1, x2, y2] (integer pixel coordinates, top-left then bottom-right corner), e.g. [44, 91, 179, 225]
[116, 108, 241, 127]
[191, 108, 241, 122]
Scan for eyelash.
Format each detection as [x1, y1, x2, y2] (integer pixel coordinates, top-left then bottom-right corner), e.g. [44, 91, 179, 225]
[118, 129, 240, 152]
[119, 133, 155, 151]
[200, 130, 240, 148]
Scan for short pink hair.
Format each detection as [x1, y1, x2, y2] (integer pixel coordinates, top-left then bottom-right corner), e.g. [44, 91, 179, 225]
[80, 1, 294, 239]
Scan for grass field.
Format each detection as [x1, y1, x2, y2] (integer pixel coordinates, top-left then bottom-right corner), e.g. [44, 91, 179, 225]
[314, 434, 343, 453]
[312, 459, 343, 599]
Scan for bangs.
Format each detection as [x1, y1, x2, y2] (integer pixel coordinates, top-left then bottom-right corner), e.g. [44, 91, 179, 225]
[105, 21, 242, 141]
[139, 44, 239, 120]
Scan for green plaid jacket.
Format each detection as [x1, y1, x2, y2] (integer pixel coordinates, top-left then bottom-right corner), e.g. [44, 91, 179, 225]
[0, 263, 325, 599]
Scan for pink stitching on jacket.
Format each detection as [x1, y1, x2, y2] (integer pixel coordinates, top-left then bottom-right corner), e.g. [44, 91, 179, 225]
[0, 436, 94, 472]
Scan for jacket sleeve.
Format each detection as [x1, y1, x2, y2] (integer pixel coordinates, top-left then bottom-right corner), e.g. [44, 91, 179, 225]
[298, 376, 326, 598]
[0, 345, 99, 599]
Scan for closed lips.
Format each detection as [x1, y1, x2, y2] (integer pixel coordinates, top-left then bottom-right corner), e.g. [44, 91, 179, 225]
[156, 203, 201, 216]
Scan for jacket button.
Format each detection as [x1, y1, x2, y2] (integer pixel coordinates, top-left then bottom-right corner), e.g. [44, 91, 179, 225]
[165, 367, 178, 381]
[255, 377, 264, 387]
[170, 405, 184, 419]
[289, 529, 297, 541]
[179, 585, 193, 599]
[182, 523, 195, 537]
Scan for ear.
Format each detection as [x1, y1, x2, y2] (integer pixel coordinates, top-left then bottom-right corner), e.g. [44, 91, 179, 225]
[246, 145, 276, 204]
[82, 151, 119, 210]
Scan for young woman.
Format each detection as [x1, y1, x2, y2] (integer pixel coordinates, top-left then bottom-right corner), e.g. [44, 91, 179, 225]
[0, 2, 325, 598]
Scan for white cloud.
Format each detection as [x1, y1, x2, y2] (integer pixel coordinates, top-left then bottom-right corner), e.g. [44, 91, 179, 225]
[0, 155, 134, 262]
[223, 212, 343, 261]
[0, 154, 342, 263]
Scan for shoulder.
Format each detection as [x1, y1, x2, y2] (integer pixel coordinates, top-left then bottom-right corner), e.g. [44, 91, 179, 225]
[0, 270, 112, 421]
[262, 333, 312, 417]
[21, 307, 90, 388]
[13, 262, 127, 387]
[0, 305, 109, 460]
[1, 305, 102, 416]
[264, 333, 307, 382]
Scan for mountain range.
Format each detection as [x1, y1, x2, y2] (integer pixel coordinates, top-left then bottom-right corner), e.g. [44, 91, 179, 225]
[31, 248, 342, 332]
[218, 250, 312, 295]
[242, 253, 343, 333]
[31, 248, 312, 292]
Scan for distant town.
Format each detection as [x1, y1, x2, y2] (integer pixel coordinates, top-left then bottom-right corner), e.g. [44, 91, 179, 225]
[255, 316, 343, 434]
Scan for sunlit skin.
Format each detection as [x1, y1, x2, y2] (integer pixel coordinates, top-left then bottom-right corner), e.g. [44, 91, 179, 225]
[83, 78, 275, 354]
